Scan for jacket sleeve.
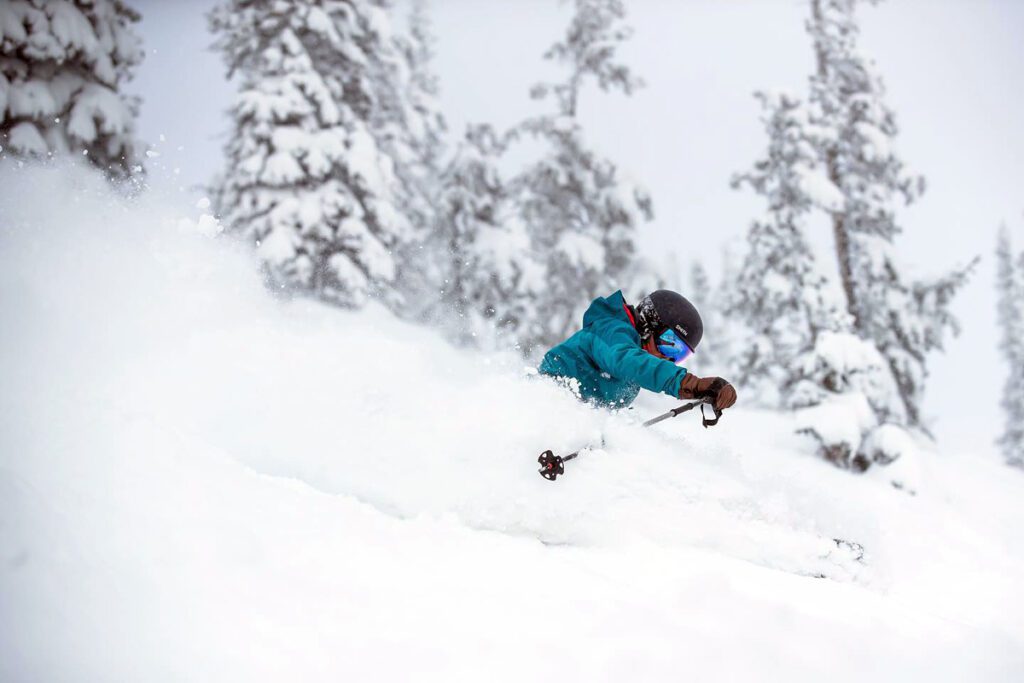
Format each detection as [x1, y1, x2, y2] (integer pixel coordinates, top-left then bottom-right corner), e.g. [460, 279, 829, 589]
[586, 324, 688, 398]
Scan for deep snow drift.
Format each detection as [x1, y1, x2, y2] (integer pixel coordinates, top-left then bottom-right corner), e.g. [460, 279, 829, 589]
[1, 165, 1022, 681]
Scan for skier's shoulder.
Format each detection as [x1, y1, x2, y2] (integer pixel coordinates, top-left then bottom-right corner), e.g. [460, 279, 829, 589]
[581, 291, 640, 346]
[582, 290, 630, 327]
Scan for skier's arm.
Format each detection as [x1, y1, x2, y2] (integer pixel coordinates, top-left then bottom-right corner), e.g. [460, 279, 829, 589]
[589, 334, 687, 398]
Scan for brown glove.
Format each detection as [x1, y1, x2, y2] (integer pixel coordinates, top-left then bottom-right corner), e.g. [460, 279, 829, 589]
[678, 373, 737, 411]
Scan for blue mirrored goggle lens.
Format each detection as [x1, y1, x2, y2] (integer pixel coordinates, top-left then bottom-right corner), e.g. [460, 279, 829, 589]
[656, 328, 694, 365]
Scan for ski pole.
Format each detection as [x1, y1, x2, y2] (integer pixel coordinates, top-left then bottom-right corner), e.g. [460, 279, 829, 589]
[537, 398, 722, 481]
[642, 398, 722, 428]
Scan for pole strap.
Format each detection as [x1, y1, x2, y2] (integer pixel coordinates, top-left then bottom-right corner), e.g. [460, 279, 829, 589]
[700, 402, 723, 428]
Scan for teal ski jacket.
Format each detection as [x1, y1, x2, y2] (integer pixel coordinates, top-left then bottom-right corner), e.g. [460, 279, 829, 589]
[538, 291, 689, 407]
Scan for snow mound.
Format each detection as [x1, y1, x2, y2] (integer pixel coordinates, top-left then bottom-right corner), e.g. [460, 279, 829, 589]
[1, 164, 1022, 681]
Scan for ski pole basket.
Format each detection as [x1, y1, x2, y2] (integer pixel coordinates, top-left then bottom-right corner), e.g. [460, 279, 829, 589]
[537, 450, 565, 481]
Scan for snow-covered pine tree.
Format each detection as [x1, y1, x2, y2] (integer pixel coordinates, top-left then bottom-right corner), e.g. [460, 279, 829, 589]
[0, 0, 144, 180]
[727, 90, 846, 405]
[396, 0, 445, 175]
[684, 261, 717, 375]
[390, 0, 450, 317]
[512, 0, 652, 352]
[622, 254, 668, 307]
[807, 0, 973, 428]
[434, 124, 542, 346]
[727, 88, 901, 469]
[210, 0, 410, 307]
[711, 244, 745, 380]
[688, 261, 712, 315]
[995, 226, 1024, 469]
[789, 329, 904, 471]
[375, 0, 444, 233]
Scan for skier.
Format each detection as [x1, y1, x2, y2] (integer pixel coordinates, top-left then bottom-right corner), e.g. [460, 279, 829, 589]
[539, 289, 737, 411]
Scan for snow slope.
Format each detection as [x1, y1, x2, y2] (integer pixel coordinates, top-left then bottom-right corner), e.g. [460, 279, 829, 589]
[1, 164, 1022, 681]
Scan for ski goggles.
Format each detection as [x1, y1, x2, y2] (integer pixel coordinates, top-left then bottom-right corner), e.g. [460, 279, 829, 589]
[656, 328, 695, 366]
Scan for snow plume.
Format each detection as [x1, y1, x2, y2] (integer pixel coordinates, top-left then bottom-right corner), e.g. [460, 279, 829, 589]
[3, 163, 1024, 679]
[0, 0, 145, 180]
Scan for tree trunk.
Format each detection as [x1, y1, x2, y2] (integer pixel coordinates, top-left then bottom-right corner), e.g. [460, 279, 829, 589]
[811, 0, 862, 334]
[826, 152, 861, 333]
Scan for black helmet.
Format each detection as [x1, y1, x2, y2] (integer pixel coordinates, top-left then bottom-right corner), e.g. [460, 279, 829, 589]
[634, 290, 703, 349]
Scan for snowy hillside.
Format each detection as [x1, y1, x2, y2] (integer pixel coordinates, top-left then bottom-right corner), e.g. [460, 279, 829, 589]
[1, 165, 1022, 681]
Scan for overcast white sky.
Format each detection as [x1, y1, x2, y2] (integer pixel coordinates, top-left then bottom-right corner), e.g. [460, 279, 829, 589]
[131, 0, 1024, 454]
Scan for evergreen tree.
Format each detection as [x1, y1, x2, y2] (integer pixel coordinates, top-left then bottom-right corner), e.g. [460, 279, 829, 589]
[685, 260, 717, 375]
[712, 245, 744, 380]
[0, 0, 144, 180]
[210, 0, 411, 307]
[390, 0, 450, 317]
[728, 0, 974, 468]
[728, 90, 847, 405]
[511, 0, 652, 352]
[996, 226, 1024, 469]
[396, 0, 445, 174]
[687, 261, 712, 314]
[623, 254, 668, 307]
[434, 124, 542, 346]
[728, 88, 902, 469]
[808, 0, 973, 428]
[375, 0, 444, 234]
[789, 329, 902, 471]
